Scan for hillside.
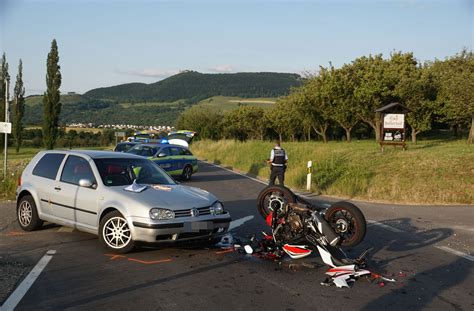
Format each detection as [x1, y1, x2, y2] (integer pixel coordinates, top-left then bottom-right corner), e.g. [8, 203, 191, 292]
[84, 71, 301, 102]
[23, 71, 300, 126]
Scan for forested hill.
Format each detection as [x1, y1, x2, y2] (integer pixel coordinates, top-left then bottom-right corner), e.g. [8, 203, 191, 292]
[84, 71, 302, 102]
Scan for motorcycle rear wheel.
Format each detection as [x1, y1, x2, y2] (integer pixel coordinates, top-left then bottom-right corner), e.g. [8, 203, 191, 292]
[325, 201, 366, 248]
[257, 185, 296, 218]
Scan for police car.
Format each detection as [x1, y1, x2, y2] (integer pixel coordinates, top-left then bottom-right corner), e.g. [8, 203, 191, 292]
[126, 143, 198, 180]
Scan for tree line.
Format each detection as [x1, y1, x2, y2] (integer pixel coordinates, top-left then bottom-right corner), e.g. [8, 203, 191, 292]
[1, 39, 63, 153]
[176, 50, 473, 144]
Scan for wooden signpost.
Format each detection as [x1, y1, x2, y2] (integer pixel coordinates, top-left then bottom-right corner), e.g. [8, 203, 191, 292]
[375, 103, 411, 152]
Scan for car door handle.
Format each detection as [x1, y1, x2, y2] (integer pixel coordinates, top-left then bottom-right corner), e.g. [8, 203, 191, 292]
[54, 186, 61, 191]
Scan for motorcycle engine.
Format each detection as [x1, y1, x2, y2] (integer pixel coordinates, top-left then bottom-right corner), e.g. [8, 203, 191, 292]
[287, 212, 304, 233]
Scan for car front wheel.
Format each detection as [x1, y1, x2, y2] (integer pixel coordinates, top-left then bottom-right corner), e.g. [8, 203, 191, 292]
[99, 210, 135, 253]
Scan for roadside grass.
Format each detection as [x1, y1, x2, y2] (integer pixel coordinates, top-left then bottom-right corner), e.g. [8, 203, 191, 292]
[191, 139, 474, 205]
[194, 96, 276, 111]
[0, 146, 112, 201]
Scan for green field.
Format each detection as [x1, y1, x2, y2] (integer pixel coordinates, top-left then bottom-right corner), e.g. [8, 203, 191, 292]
[191, 139, 474, 205]
[195, 96, 276, 111]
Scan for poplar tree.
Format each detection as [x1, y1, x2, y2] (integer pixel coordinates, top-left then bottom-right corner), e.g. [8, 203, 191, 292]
[42, 39, 62, 149]
[13, 60, 25, 152]
[0, 53, 9, 152]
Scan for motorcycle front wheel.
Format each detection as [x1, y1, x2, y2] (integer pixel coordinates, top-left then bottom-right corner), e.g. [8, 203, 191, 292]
[256, 185, 296, 218]
[325, 201, 366, 248]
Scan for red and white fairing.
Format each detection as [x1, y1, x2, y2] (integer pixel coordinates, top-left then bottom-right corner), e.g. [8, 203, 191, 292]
[282, 244, 312, 259]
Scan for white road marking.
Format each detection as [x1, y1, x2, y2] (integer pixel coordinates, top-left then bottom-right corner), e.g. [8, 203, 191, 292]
[435, 246, 474, 262]
[367, 220, 404, 233]
[1, 250, 56, 311]
[451, 225, 474, 233]
[228, 216, 255, 231]
[201, 161, 268, 185]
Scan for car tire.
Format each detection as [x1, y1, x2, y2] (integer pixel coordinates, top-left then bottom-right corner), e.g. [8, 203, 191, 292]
[17, 195, 43, 231]
[98, 210, 135, 253]
[181, 165, 193, 181]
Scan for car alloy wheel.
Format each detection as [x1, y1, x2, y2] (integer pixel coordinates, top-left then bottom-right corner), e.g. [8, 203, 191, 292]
[18, 200, 33, 227]
[183, 166, 192, 180]
[102, 216, 132, 249]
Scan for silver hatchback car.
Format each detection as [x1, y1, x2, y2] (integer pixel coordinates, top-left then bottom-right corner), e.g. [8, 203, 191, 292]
[16, 150, 231, 253]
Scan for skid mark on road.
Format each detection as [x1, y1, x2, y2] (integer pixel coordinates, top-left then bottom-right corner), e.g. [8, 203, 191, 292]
[104, 254, 172, 265]
[1, 231, 29, 237]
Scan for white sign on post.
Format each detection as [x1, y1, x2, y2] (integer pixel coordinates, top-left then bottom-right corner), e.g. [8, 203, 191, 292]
[383, 114, 405, 129]
[0, 122, 11, 134]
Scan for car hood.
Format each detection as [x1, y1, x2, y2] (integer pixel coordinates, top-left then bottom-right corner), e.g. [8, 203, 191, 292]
[107, 184, 217, 211]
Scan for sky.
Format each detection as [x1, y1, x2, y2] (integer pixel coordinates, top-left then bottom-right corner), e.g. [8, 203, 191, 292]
[0, 0, 472, 95]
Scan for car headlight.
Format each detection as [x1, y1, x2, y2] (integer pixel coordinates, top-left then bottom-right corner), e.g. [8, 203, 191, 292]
[210, 201, 224, 215]
[150, 208, 175, 220]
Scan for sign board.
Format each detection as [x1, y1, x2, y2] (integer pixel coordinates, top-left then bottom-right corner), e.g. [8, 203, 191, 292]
[115, 132, 126, 137]
[383, 114, 405, 129]
[0, 122, 11, 134]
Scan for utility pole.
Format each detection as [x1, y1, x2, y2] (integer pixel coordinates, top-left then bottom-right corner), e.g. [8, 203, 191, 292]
[3, 78, 9, 181]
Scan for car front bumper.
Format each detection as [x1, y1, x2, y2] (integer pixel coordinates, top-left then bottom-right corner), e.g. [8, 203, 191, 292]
[129, 213, 231, 243]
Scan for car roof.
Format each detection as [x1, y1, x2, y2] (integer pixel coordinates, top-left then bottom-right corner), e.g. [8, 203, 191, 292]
[131, 143, 188, 149]
[42, 150, 144, 159]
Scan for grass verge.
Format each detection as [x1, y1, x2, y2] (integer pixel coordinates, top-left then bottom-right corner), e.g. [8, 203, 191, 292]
[191, 139, 474, 205]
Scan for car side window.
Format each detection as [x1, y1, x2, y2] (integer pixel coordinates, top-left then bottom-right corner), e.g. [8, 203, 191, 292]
[32, 153, 66, 180]
[182, 148, 193, 156]
[60, 155, 96, 186]
[159, 147, 171, 157]
[169, 147, 181, 156]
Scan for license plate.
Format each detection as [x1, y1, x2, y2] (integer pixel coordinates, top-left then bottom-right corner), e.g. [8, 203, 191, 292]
[190, 221, 211, 231]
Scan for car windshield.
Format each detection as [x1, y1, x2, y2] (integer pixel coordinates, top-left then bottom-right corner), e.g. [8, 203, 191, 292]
[114, 143, 135, 152]
[94, 158, 176, 186]
[127, 145, 158, 157]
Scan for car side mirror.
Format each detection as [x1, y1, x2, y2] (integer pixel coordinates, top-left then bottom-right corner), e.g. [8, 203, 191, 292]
[79, 178, 96, 189]
[158, 152, 167, 158]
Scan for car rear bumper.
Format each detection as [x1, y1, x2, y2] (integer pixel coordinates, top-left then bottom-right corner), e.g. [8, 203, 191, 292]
[129, 213, 231, 243]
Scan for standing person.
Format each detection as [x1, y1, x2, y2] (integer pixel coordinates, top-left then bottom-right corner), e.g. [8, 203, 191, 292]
[268, 140, 288, 186]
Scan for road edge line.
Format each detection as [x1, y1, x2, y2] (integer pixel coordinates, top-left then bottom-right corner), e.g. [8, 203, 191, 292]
[435, 246, 474, 262]
[201, 160, 268, 185]
[0, 250, 56, 311]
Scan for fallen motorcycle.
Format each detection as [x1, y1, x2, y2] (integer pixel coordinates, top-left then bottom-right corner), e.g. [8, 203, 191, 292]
[256, 185, 374, 286]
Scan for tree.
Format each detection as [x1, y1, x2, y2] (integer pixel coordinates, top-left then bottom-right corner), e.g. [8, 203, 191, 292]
[12, 60, 25, 152]
[42, 39, 62, 149]
[433, 50, 474, 143]
[0, 53, 9, 152]
[351, 55, 395, 142]
[324, 64, 359, 142]
[175, 106, 223, 140]
[298, 75, 332, 143]
[388, 52, 437, 143]
[223, 106, 266, 141]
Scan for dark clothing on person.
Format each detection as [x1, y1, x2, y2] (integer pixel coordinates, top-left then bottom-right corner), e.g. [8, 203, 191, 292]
[269, 165, 285, 186]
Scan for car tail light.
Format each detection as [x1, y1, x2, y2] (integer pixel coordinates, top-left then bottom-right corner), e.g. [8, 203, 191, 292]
[18, 175, 22, 187]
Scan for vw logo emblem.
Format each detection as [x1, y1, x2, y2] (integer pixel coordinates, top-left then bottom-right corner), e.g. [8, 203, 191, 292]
[190, 208, 199, 217]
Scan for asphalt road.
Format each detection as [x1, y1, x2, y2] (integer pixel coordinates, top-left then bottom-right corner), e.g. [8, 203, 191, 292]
[0, 162, 473, 310]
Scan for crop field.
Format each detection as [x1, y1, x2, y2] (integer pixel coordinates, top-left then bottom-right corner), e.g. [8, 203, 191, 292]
[195, 96, 276, 111]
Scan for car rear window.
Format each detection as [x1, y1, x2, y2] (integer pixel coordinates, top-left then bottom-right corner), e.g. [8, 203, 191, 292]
[115, 143, 135, 152]
[32, 153, 66, 180]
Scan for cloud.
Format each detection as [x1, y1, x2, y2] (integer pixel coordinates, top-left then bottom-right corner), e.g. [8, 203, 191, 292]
[116, 68, 180, 78]
[209, 64, 234, 73]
